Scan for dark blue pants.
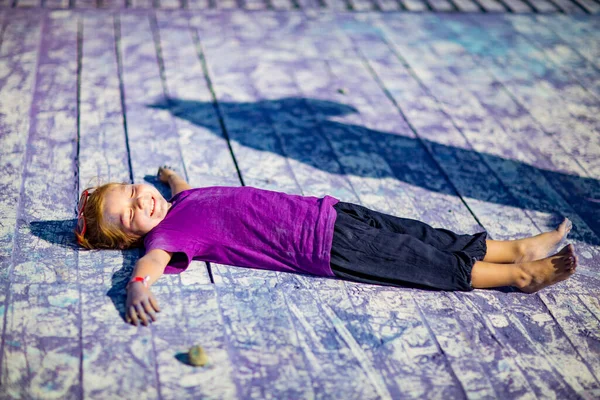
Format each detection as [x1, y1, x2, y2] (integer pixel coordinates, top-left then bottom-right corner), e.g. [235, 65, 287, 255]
[330, 202, 487, 291]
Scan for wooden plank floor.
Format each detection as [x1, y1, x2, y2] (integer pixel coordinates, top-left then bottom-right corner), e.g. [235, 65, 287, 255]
[2, 0, 600, 13]
[0, 9, 599, 399]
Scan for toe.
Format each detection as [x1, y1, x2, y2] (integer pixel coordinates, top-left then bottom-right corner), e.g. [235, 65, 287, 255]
[557, 218, 572, 237]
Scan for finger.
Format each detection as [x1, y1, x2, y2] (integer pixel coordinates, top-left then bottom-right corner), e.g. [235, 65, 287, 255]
[149, 294, 161, 313]
[129, 305, 140, 326]
[136, 304, 149, 326]
[142, 300, 157, 322]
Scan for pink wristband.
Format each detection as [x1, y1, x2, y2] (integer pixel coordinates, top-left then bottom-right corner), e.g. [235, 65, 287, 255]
[127, 275, 150, 289]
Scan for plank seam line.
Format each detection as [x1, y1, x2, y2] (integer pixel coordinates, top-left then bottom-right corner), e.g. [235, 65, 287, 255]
[248, 83, 305, 196]
[291, 78, 363, 205]
[370, 0, 384, 11]
[262, 0, 273, 11]
[76, 14, 85, 400]
[569, 0, 594, 12]
[394, 0, 409, 11]
[495, 0, 518, 12]
[263, 0, 274, 11]
[444, 292, 501, 398]
[149, 319, 164, 400]
[540, 16, 596, 64]
[412, 295, 470, 398]
[466, 0, 487, 12]
[445, 0, 461, 11]
[353, 39, 487, 231]
[574, 0, 596, 13]
[149, 12, 190, 183]
[0, 9, 46, 387]
[212, 285, 245, 398]
[537, 293, 600, 388]
[321, 303, 393, 400]
[514, 0, 539, 12]
[301, 57, 418, 217]
[422, 0, 435, 11]
[276, 275, 319, 397]
[0, 11, 7, 50]
[459, 294, 540, 395]
[501, 295, 590, 394]
[113, 14, 135, 184]
[189, 24, 246, 187]
[206, 262, 214, 283]
[543, 0, 569, 12]
[577, 295, 600, 325]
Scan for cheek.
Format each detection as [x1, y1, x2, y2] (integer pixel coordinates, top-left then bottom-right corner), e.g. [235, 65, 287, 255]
[133, 213, 158, 232]
[134, 213, 149, 226]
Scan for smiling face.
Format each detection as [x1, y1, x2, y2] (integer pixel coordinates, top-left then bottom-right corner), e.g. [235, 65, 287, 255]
[103, 183, 172, 237]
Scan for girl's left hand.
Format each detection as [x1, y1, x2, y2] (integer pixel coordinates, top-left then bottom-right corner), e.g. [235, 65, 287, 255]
[126, 282, 161, 326]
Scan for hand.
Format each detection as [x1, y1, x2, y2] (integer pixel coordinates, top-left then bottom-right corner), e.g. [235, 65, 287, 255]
[157, 165, 177, 184]
[126, 282, 161, 326]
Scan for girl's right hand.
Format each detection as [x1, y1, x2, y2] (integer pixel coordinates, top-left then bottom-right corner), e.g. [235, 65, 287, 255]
[126, 282, 161, 326]
[157, 165, 177, 184]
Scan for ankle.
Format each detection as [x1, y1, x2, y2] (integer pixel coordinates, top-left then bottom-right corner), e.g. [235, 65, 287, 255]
[513, 264, 532, 289]
[515, 240, 528, 262]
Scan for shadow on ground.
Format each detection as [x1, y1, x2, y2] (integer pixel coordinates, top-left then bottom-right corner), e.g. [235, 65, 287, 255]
[29, 219, 140, 322]
[148, 96, 600, 246]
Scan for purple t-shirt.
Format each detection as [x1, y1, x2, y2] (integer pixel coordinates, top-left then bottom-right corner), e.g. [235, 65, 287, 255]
[143, 186, 339, 277]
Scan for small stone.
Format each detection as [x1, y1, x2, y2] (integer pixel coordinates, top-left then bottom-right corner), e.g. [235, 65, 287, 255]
[188, 345, 208, 367]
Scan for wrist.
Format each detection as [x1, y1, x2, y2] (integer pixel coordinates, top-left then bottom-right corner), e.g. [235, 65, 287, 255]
[167, 173, 180, 183]
[126, 275, 150, 291]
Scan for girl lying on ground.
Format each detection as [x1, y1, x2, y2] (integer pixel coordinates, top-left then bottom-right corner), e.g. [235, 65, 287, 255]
[75, 166, 577, 326]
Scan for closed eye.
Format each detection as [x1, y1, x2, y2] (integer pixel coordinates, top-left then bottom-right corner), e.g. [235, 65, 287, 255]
[130, 187, 135, 222]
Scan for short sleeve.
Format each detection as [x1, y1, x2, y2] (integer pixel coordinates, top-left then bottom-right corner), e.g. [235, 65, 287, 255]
[143, 228, 199, 274]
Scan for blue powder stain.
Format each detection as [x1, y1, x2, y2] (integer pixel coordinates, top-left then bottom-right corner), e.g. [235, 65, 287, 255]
[339, 22, 383, 36]
[44, 381, 59, 391]
[49, 296, 78, 308]
[6, 340, 21, 348]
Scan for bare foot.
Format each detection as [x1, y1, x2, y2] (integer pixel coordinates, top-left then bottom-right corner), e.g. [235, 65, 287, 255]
[516, 245, 577, 293]
[516, 218, 572, 262]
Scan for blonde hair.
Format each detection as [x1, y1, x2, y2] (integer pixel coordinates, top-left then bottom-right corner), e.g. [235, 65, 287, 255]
[75, 182, 142, 250]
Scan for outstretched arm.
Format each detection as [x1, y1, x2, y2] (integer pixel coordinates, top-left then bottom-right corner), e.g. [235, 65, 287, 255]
[157, 166, 191, 197]
[126, 248, 172, 326]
